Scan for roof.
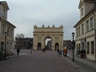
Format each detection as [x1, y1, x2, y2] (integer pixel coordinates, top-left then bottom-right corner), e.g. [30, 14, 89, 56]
[84, 0, 94, 2]
[74, 8, 96, 28]
[75, 0, 96, 28]
[0, 17, 16, 28]
[79, 0, 94, 9]
[0, 1, 9, 10]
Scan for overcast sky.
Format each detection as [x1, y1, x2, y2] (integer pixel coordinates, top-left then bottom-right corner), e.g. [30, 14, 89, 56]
[1, 0, 80, 40]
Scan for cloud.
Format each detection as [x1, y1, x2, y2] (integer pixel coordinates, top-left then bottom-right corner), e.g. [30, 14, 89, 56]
[3, 0, 80, 39]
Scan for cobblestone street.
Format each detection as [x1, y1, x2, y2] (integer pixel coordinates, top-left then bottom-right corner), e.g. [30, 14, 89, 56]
[0, 50, 86, 72]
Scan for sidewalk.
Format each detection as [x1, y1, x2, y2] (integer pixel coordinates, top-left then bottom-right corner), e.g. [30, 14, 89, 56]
[67, 50, 96, 72]
[0, 49, 31, 61]
[67, 54, 96, 68]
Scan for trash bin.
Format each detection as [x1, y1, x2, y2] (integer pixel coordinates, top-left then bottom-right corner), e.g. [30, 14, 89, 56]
[59, 50, 62, 55]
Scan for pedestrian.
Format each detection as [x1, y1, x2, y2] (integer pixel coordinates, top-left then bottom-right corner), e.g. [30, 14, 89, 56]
[57, 48, 59, 53]
[30, 47, 32, 54]
[63, 47, 67, 57]
[42, 48, 45, 52]
[17, 48, 20, 56]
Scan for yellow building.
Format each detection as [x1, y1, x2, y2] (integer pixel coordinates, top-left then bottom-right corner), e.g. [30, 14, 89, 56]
[74, 0, 96, 60]
[0, 1, 16, 54]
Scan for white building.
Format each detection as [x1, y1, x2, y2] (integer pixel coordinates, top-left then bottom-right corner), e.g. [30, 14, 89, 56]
[74, 0, 96, 60]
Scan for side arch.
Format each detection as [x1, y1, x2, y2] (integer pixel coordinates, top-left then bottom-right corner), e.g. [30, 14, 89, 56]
[37, 42, 41, 50]
[55, 43, 59, 50]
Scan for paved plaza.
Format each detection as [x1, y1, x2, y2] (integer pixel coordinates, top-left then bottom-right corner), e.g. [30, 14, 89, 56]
[0, 50, 86, 72]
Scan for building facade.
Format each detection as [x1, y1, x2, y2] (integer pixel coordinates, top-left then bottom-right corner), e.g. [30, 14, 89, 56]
[0, 1, 16, 54]
[15, 38, 33, 49]
[63, 40, 72, 50]
[33, 25, 63, 50]
[74, 0, 96, 60]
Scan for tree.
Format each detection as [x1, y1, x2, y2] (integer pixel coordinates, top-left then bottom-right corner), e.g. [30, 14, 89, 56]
[16, 33, 24, 38]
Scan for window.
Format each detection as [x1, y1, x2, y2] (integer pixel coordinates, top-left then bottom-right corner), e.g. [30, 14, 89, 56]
[76, 28, 78, 37]
[87, 42, 89, 54]
[90, 17, 93, 30]
[82, 43, 84, 50]
[7, 27, 9, 35]
[11, 28, 13, 36]
[91, 41, 94, 54]
[81, 8, 83, 16]
[3, 9, 6, 17]
[82, 24, 84, 34]
[7, 42, 9, 52]
[10, 43, 12, 52]
[76, 27, 80, 37]
[86, 20, 89, 32]
[78, 27, 80, 36]
[2, 24, 5, 34]
[79, 44, 80, 51]
[77, 44, 78, 50]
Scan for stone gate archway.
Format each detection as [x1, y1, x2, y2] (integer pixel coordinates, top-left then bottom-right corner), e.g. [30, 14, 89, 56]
[33, 25, 64, 50]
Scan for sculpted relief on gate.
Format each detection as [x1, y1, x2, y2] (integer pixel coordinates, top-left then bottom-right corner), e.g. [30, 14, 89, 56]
[33, 25, 64, 50]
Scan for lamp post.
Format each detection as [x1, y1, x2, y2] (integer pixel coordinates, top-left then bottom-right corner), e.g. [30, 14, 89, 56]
[5, 32, 7, 60]
[72, 32, 75, 62]
[31, 42, 32, 54]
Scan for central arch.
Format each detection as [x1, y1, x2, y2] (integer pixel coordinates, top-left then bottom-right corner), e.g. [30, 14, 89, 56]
[44, 36, 52, 50]
[33, 25, 64, 51]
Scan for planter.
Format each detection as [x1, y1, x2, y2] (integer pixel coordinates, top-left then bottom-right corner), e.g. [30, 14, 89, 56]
[80, 54, 84, 58]
[91, 53, 94, 54]
[87, 51, 89, 54]
[79, 50, 85, 58]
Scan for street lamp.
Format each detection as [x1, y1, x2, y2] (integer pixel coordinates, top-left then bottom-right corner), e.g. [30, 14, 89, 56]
[72, 32, 75, 62]
[31, 42, 32, 54]
[5, 32, 7, 60]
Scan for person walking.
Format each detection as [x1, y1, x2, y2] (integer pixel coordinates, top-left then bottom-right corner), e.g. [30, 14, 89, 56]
[63, 47, 67, 57]
[17, 48, 20, 56]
